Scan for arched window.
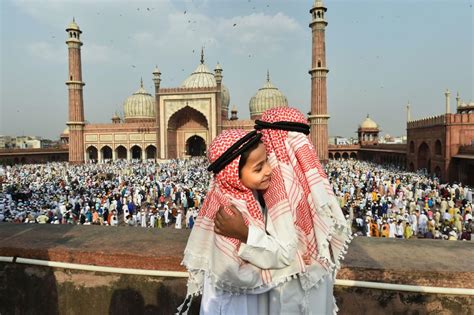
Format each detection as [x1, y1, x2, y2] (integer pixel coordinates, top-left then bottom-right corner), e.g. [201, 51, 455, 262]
[435, 140, 442, 155]
[409, 141, 415, 153]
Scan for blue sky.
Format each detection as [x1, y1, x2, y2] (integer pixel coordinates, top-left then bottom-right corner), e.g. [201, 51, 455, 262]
[1, 0, 472, 140]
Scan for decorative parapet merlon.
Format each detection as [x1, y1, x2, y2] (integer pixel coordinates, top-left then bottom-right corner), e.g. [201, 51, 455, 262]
[407, 114, 446, 129]
[158, 87, 218, 95]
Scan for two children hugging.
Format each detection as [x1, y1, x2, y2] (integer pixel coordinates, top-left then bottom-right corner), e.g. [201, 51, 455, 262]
[179, 107, 352, 315]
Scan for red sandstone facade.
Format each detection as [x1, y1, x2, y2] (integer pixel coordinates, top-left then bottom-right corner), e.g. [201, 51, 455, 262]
[407, 112, 474, 184]
[327, 98, 474, 185]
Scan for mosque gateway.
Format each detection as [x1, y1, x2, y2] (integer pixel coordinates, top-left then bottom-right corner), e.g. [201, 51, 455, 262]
[64, 1, 330, 163]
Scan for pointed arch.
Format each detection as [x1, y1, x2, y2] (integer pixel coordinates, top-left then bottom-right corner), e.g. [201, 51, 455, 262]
[100, 145, 113, 161]
[115, 145, 127, 160]
[131, 145, 143, 160]
[145, 145, 157, 160]
[167, 106, 209, 159]
[417, 142, 431, 172]
[86, 145, 98, 163]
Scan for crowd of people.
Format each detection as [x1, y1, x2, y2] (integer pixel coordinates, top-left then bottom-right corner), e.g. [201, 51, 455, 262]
[0, 158, 209, 230]
[1, 158, 472, 241]
[326, 159, 473, 241]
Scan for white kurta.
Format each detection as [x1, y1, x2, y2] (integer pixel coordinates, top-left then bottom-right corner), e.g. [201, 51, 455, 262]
[176, 213, 183, 229]
[200, 226, 335, 315]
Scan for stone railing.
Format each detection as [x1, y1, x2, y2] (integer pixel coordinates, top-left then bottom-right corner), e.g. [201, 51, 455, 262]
[0, 224, 472, 315]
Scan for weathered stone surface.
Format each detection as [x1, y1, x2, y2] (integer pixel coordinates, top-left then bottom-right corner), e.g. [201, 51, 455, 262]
[335, 286, 472, 315]
[338, 236, 474, 289]
[0, 224, 473, 314]
[0, 223, 190, 271]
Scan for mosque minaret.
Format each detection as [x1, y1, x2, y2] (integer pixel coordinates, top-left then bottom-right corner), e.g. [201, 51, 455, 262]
[309, 0, 330, 162]
[65, 18, 85, 164]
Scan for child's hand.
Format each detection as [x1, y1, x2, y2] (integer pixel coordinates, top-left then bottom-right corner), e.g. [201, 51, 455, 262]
[214, 205, 249, 243]
[302, 253, 311, 265]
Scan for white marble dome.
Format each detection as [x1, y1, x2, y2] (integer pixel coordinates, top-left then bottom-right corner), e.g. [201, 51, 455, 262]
[359, 115, 379, 129]
[249, 72, 288, 118]
[123, 80, 155, 121]
[181, 59, 230, 114]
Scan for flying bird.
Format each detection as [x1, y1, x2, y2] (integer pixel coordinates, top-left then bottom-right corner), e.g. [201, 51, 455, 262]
[233, 23, 237, 27]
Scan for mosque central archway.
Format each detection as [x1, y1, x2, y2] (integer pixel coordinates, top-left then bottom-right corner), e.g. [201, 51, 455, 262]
[167, 106, 208, 159]
[186, 135, 206, 156]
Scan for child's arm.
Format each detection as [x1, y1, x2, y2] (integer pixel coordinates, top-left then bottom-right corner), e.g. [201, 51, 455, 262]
[215, 206, 294, 269]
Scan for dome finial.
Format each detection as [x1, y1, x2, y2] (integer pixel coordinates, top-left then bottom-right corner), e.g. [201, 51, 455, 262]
[140, 77, 143, 88]
[201, 47, 205, 64]
[267, 69, 270, 82]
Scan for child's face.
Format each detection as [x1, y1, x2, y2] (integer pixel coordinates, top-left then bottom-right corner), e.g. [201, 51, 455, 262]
[239, 143, 272, 191]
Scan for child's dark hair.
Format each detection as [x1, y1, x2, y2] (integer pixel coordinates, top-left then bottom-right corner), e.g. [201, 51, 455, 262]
[238, 139, 263, 178]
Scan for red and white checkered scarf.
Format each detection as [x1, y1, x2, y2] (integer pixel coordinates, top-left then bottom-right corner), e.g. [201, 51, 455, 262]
[258, 107, 352, 287]
[181, 129, 305, 302]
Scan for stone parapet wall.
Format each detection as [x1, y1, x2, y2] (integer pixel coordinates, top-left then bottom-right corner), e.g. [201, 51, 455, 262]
[0, 148, 68, 155]
[407, 114, 446, 129]
[458, 145, 474, 154]
[0, 224, 472, 314]
[158, 87, 217, 94]
[328, 144, 360, 150]
[222, 119, 254, 130]
[408, 113, 474, 129]
[447, 113, 474, 124]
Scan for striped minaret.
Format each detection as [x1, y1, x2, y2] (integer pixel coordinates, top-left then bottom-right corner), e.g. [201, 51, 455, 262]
[65, 18, 85, 164]
[308, 0, 329, 163]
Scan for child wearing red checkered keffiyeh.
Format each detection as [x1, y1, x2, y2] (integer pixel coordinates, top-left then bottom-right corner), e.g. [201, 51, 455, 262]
[179, 129, 307, 314]
[255, 107, 352, 314]
[179, 114, 351, 314]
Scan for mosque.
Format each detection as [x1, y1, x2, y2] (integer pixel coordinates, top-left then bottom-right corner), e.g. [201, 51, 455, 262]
[61, 0, 330, 163]
[4, 1, 469, 184]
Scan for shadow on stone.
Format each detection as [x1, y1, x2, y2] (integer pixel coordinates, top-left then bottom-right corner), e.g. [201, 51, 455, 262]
[109, 288, 145, 315]
[0, 258, 59, 315]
